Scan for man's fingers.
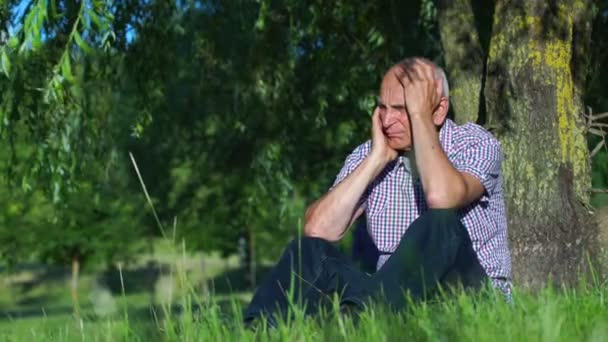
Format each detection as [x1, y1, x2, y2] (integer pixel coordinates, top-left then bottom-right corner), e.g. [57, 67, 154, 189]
[412, 60, 441, 102]
[395, 60, 432, 88]
[405, 61, 424, 83]
[371, 107, 384, 139]
[371, 106, 378, 122]
[392, 66, 410, 88]
[413, 59, 434, 83]
[371, 106, 381, 126]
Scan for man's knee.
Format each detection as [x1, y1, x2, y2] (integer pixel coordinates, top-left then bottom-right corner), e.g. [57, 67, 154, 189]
[410, 209, 465, 237]
[285, 236, 334, 258]
[420, 208, 459, 224]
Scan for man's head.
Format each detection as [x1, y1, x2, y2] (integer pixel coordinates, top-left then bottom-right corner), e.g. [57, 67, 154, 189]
[376, 57, 450, 152]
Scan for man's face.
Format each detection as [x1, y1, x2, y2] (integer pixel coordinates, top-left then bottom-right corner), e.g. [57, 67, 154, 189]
[377, 71, 412, 152]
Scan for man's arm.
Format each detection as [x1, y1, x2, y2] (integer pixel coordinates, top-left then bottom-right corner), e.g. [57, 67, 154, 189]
[304, 153, 385, 241]
[410, 116, 485, 208]
[401, 60, 485, 208]
[304, 108, 397, 241]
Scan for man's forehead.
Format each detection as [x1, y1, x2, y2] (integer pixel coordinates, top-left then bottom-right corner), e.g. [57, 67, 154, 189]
[379, 72, 406, 96]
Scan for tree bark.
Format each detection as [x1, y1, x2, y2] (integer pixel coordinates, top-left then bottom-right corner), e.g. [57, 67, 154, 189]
[484, 0, 599, 288]
[437, 0, 485, 124]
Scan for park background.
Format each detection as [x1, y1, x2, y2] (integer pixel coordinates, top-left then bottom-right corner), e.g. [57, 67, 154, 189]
[1, 0, 608, 340]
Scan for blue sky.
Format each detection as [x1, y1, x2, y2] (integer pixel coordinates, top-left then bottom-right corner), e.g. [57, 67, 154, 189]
[8, 0, 137, 44]
[8, 0, 29, 35]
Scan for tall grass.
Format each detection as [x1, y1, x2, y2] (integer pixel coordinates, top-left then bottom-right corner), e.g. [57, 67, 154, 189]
[1, 281, 607, 341]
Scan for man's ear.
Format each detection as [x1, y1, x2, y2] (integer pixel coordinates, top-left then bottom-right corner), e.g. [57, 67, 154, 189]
[432, 97, 449, 126]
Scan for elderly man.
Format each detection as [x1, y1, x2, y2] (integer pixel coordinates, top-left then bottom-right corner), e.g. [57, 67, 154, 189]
[243, 57, 512, 325]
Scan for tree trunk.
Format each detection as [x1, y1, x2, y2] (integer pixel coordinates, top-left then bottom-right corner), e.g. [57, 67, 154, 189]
[484, 0, 599, 288]
[437, 0, 485, 124]
[239, 229, 257, 289]
[249, 228, 256, 288]
[71, 255, 81, 319]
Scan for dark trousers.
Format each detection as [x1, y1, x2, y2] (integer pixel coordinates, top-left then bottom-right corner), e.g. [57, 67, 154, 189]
[243, 209, 487, 324]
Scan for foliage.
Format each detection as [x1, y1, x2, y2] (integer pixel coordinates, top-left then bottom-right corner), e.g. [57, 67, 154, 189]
[1, 0, 116, 197]
[123, 0, 442, 259]
[0, 0, 145, 270]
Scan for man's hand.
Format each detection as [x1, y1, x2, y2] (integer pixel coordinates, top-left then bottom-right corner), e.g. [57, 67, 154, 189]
[370, 106, 398, 164]
[396, 59, 442, 120]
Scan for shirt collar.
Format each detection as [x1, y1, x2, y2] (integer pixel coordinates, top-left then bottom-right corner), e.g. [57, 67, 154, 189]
[385, 119, 454, 178]
[387, 152, 416, 177]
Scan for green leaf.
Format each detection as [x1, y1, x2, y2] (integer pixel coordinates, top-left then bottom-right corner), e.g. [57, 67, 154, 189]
[74, 32, 93, 54]
[1, 50, 11, 78]
[61, 56, 74, 82]
[32, 29, 42, 50]
[88, 9, 103, 29]
[255, 0, 269, 31]
[8, 36, 19, 49]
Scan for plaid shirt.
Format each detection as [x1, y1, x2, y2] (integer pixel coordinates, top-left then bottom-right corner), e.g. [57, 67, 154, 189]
[332, 119, 512, 296]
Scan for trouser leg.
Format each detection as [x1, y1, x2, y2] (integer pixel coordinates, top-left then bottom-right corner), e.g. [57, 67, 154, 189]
[243, 236, 370, 325]
[370, 209, 487, 309]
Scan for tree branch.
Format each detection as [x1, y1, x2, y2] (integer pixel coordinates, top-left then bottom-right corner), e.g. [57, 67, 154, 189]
[591, 189, 608, 193]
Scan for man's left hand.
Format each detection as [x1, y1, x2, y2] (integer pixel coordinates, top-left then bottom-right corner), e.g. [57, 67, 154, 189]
[395, 59, 442, 120]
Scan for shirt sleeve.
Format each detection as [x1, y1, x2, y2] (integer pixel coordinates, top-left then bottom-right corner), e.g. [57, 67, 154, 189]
[453, 137, 503, 201]
[330, 142, 371, 210]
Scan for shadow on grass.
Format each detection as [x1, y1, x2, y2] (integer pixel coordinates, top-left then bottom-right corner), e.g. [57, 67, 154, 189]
[1, 260, 251, 325]
[9, 264, 71, 294]
[0, 304, 93, 321]
[206, 265, 273, 294]
[2, 262, 170, 311]
[99, 261, 169, 295]
[0, 296, 248, 325]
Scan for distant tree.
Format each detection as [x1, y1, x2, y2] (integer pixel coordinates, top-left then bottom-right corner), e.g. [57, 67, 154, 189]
[34, 173, 146, 318]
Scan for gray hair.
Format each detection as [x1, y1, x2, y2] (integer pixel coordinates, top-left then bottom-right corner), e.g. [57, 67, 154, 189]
[436, 67, 449, 98]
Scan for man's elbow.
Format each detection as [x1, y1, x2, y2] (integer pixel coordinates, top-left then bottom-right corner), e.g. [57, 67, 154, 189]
[303, 219, 319, 237]
[303, 219, 340, 242]
[425, 185, 466, 209]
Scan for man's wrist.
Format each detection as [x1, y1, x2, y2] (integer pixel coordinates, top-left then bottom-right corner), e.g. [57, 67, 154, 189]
[408, 110, 432, 121]
[367, 151, 391, 171]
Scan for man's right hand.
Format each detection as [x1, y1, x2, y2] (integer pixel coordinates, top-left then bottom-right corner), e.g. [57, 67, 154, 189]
[370, 106, 398, 165]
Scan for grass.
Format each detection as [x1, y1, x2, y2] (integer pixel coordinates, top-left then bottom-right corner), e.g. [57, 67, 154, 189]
[0, 280, 607, 341]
